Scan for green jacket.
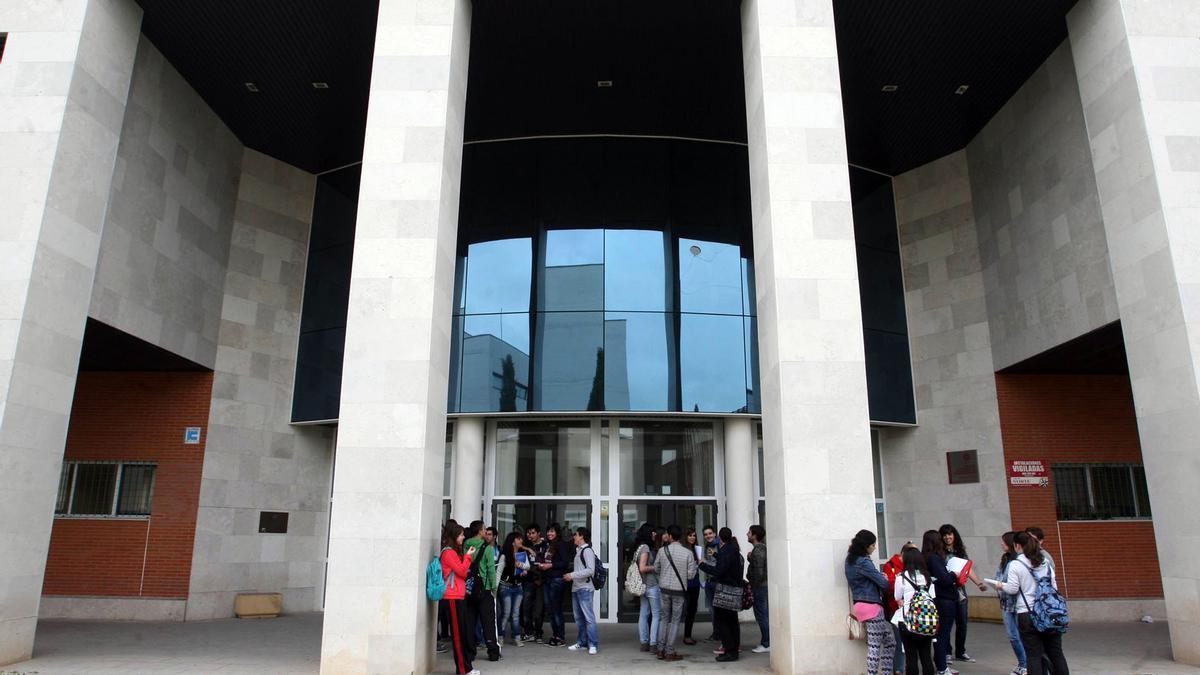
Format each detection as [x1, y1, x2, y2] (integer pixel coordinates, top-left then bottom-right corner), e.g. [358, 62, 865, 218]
[465, 537, 498, 592]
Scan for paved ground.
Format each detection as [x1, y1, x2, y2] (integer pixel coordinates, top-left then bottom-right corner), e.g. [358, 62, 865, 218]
[5, 613, 1197, 674]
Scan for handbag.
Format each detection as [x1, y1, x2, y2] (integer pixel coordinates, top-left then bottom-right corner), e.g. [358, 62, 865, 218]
[713, 582, 743, 611]
[846, 612, 865, 640]
[741, 582, 755, 610]
[624, 544, 647, 597]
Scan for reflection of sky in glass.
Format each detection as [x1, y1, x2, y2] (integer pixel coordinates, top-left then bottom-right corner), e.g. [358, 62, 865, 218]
[679, 238, 743, 314]
[546, 229, 603, 267]
[463, 313, 530, 354]
[741, 258, 756, 316]
[680, 313, 747, 413]
[605, 313, 670, 410]
[605, 230, 667, 311]
[464, 238, 532, 313]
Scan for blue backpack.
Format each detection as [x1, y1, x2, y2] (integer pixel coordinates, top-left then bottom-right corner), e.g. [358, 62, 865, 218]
[1018, 561, 1069, 633]
[426, 548, 450, 601]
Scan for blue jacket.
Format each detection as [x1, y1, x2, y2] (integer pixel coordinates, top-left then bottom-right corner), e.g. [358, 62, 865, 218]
[845, 555, 888, 604]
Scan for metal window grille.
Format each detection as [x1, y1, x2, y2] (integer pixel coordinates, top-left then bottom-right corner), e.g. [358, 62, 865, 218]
[55, 461, 156, 517]
[1052, 463, 1150, 521]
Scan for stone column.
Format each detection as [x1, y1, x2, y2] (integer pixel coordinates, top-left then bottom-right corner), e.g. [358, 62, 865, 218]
[319, 0, 471, 672]
[741, 0, 877, 671]
[1068, 0, 1200, 664]
[723, 417, 756, 557]
[0, 0, 141, 665]
[451, 417, 484, 523]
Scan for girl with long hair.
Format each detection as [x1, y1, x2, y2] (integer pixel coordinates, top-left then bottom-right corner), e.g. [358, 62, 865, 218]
[440, 522, 478, 675]
[633, 522, 663, 652]
[844, 529, 895, 675]
[1002, 531, 1069, 675]
[497, 531, 528, 646]
[922, 529, 957, 674]
[698, 527, 744, 661]
[541, 522, 571, 646]
[893, 548, 936, 675]
[995, 531, 1028, 675]
[939, 524, 986, 663]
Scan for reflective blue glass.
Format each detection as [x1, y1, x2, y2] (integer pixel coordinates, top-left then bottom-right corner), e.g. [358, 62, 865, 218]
[541, 229, 604, 311]
[605, 230, 669, 311]
[679, 313, 747, 413]
[743, 316, 760, 414]
[535, 312, 604, 410]
[459, 314, 531, 412]
[678, 238, 743, 314]
[603, 312, 673, 411]
[741, 257, 756, 316]
[464, 238, 532, 314]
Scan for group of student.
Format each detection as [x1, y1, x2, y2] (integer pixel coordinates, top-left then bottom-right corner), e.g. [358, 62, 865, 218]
[436, 519, 602, 675]
[846, 524, 1070, 675]
[626, 523, 770, 663]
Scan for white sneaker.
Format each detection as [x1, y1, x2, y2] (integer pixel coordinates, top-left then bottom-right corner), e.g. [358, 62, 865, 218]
[752, 645, 770, 653]
[467, 670, 481, 675]
[567, 643, 585, 651]
[588, 646, 597, 655]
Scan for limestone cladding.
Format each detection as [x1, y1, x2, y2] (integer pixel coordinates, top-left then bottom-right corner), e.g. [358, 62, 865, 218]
[966, 41, 1120, 370]
[319, 0, 473, 671]
[0, 0, 142, 665]
[740, 0, 877, 671]
[880, 151, 1011, 589]
[1068, 0, 1200, 663]
[89, 36, 243, 369]
[187, 149, 332, 621]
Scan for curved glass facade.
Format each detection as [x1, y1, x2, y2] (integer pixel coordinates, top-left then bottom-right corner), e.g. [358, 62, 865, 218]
[448, 137, 759, 414]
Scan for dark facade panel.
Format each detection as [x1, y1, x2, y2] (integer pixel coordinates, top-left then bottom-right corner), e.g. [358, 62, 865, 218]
[292, 165, 360, 423]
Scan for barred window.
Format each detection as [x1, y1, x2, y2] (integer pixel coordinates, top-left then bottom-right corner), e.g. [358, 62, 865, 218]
[55, 461, 156, 517]
[1052, 463, 1151, 521]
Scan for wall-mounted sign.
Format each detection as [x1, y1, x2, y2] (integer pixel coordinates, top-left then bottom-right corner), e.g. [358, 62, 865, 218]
[184, 427, 202, 444]
[946, 450, 980, 484]
[1009, 459, 1048, 487]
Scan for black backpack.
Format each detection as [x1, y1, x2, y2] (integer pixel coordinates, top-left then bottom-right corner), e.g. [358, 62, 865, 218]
[464, 546, 485, 596]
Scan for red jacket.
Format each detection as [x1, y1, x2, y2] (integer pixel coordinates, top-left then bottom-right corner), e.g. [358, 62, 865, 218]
[881, 554, 904, 616]
[440, 548, 473, 600]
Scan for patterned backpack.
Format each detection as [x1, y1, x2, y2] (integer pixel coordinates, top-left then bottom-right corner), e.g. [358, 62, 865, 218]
[902, 573, 939, 637]
[624, 544, 648, 597]
[1019, 561, 1069, 633]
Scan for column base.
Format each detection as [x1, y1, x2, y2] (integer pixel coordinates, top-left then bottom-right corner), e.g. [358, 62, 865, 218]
[0, 616, 36, 667]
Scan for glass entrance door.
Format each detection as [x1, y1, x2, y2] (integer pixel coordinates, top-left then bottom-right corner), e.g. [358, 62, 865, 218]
[615, 500, 717, 622]
[493, 500, 591, 622]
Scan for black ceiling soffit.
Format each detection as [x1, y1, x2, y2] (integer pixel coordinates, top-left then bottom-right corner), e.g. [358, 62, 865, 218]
[999, 321, 1128, 376]
[79, 319, 211, 372]
[134, 0, 379, 174]
[834, 0, 1079, 176]
[465, 0, 748, 144]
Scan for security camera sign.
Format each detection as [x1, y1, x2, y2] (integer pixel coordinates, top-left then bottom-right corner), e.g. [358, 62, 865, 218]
[1009, 459, 1048, 487]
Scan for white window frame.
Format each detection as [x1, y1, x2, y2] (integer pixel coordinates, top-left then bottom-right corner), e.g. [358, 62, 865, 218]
[56, 460, 156, 519]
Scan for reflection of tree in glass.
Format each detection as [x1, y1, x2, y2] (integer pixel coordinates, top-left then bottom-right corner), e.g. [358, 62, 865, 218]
[499, 354, 518, 412]
[586, 347, 604, 411]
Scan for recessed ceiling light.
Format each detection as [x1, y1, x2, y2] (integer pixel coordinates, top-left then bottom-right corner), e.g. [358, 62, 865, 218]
[312, 82, 329, 89]
[881, 85, 898, 92]
[955, 85, 969, 95]
[597, 80, 613, 88]
[244, 82, 259, 92]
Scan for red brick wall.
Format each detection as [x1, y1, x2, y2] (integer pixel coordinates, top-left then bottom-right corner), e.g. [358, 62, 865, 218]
[996, 373, 1163, 599]
[43, 371, 212, 599]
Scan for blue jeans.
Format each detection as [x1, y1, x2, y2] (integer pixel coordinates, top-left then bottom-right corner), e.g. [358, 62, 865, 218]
[892, 623, 904, 672]
[544, 578, 566, 640]
[1004, 610, 1028, 668]
[572, 589, 599, 649]
[954, 595, 969, 657]
[499, 582, 523, 639]
[751, 585, 769, 648]
[639, 586, 662, 646]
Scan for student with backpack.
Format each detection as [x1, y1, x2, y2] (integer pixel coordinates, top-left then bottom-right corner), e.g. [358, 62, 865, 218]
[922, 530, 957, 675]
[1001, 531, 1069, 675]
[564, 526, 600, 654]
[893, 548, 938, 675]
[883, 541, 918, 675]
[630, 523, 662, 653]
[464, 521, 501, 662]
[439, 522, 479, 675]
